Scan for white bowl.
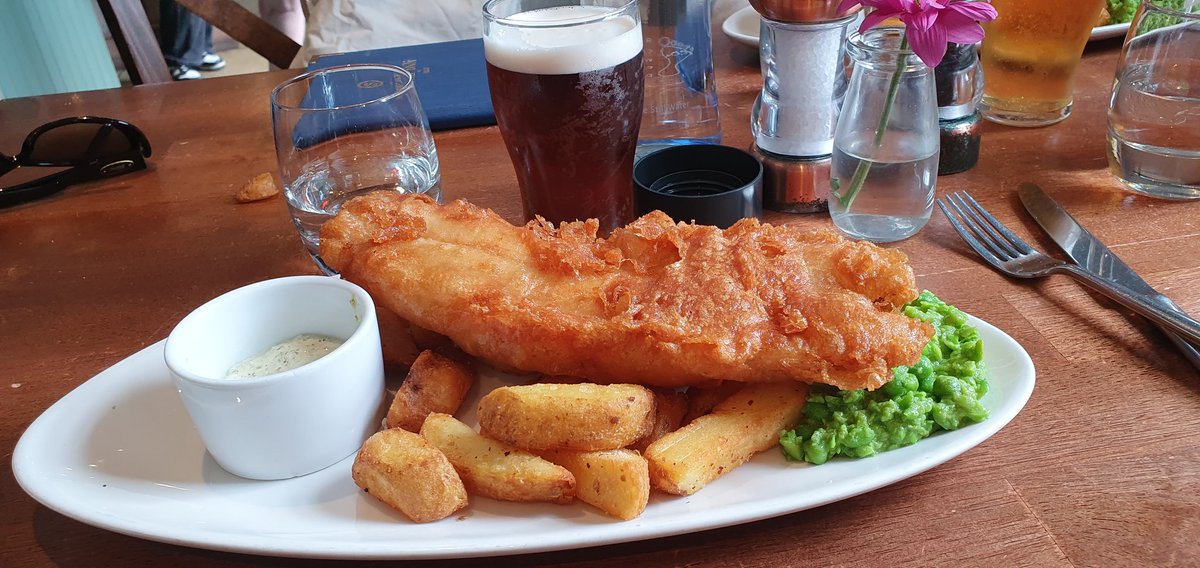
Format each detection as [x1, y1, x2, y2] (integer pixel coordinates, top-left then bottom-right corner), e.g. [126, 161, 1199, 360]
[164, 276, 384, 480]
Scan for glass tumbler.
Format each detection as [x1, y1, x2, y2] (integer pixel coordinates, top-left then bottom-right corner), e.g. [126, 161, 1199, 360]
[978, 0, 1106, 127]
[270, 64, 442, 269]
[1107, 0, 1200, 200]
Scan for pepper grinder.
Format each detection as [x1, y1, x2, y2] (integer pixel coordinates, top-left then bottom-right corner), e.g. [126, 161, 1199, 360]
[935, 43, 984, 175]
[748, 0, 860, 213]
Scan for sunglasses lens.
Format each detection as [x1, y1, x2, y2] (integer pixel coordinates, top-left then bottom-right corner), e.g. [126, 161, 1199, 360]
[26, 123, 136, 164]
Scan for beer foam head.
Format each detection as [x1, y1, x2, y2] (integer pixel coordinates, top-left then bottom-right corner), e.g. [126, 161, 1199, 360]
[484, 5, 642, 75]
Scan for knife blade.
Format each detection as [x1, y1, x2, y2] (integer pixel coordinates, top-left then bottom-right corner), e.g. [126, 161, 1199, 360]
[1018, 182, 1200, 371]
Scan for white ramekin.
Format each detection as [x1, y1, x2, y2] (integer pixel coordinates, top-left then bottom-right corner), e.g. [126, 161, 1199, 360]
[164, 276, 384, 480]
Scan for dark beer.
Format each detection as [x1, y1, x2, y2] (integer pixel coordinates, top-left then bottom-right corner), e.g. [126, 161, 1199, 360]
[484, 4, 644, 233]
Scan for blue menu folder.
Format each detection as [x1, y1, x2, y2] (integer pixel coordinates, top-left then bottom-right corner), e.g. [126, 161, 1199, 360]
[297, 38, 496, 147]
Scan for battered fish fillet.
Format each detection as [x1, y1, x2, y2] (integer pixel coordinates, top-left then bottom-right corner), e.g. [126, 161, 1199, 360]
[320, 193, 933, 391]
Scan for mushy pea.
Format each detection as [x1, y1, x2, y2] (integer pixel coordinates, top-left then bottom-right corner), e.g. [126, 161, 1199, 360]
[779, 291, 988, 464]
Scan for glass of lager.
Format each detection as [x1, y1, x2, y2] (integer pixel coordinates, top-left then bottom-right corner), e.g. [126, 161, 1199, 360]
[978, 0, 1106, 127]
[483, 0, 644, 233]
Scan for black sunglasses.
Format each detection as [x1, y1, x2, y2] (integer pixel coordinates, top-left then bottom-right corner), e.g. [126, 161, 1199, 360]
[0, 116, 152, 208]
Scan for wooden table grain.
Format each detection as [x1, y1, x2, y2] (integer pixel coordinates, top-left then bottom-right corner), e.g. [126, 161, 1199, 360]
[3, 29, 1198, 568]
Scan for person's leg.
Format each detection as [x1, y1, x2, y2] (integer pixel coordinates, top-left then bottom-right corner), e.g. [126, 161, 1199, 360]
[159, 0, 206, 68]
[203, 21, 214, 54]
[198, 22, 227, 71]
[160, 0, 207, 78]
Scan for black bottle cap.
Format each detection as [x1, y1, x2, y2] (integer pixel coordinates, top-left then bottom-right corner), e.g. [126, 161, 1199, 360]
[633, 145, 763, 229]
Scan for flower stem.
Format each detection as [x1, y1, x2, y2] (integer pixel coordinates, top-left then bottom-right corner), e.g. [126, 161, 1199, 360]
[835, 35, 910, 211]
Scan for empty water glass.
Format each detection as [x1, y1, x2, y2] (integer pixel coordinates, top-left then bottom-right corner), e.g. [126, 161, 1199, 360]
[1106, 0, 1200, 200]
[270, 64, 443, 269]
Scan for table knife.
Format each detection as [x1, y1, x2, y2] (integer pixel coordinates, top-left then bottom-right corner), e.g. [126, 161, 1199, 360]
[1018, 182, 1200, 371]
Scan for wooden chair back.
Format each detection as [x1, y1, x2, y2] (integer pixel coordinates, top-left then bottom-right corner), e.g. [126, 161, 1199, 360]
[96, 0, 303, 86]
[96, 0, 172, 85]
[176, 0, 301, 70]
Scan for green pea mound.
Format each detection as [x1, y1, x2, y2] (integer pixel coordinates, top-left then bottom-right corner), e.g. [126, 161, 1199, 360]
[1107, 0, 1187, 29]
[779, 290, 989, 465]
[1106, 0, 1140, 24]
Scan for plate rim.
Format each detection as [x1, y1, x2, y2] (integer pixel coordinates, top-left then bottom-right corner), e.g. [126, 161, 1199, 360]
[721, 6, 760, 48]
[1090, 21, 1131, 41]
[13, 315, 1035, 560]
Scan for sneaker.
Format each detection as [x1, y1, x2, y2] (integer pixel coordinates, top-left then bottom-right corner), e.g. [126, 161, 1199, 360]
[199, 52, 227, 72]
[171, 65, 202, 80]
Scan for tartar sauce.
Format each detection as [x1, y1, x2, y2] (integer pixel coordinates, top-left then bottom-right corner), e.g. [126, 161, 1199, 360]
[225, 334, 345, 379]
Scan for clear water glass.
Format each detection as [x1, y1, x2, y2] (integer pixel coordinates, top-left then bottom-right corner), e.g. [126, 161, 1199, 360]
[829, 27, 938, 243]
[1107, 0, 1200, 200]
[270, 64, 442, 270]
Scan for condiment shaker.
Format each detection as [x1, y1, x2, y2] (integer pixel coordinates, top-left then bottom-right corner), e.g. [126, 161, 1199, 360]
[935, 42, 984, 176]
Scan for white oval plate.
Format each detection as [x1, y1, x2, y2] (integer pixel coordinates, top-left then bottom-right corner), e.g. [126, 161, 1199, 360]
[13, 315, 1034, 560]
[722, 6, 760, 48]
[1090, 22, 1130, 41]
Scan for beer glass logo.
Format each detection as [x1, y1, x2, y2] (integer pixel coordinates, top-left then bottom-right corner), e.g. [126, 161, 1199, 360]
[357, 79, 384, 89]
[657, 37, 693, 77]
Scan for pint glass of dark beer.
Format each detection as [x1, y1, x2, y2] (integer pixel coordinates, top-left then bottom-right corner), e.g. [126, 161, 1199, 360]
[483, 0, 644, 233]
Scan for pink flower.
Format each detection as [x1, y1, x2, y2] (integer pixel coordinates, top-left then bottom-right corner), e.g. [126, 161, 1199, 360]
[838, 0, 999, 67]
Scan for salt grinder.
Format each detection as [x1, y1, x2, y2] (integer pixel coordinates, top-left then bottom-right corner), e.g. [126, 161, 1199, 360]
[748, 0, 860, 212]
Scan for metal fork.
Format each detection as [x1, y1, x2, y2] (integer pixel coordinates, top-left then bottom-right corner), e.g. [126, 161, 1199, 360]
[938, 191, 1200, 346]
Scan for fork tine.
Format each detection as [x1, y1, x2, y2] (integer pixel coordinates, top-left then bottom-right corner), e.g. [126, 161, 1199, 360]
[947, 193, 1021, 259]
[945, 193, 1017, 260]
[959, 192, 1035, 255]
[936, 198, 1006, 269]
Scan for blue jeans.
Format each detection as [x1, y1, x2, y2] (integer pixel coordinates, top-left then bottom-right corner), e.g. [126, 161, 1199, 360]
[159, 0, 212, 68]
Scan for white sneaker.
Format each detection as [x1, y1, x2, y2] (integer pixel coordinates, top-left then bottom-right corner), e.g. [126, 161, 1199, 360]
[199, 52, 227, 71]
[171, 65, 202, 80]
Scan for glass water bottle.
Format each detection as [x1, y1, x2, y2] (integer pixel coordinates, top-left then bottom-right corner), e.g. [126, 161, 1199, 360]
[829, 26, 939, 243]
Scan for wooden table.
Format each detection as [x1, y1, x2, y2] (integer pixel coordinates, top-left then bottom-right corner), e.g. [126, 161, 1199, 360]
[3, 28, 1198, 567]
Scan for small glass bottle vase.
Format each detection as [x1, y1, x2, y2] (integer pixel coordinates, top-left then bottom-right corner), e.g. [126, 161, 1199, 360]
[829, 27, 939, 243]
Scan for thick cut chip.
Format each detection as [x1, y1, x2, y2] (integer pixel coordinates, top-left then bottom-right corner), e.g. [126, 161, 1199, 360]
[477, 383, 656, 451]
[420, 412, 575, 504]
[645, 382, 810, 496]
[351, 428, 468, 523]
[386, 349, 476, 432]
[629, 389, 689, 452]
[682, 381, 744, 424]
[540, 449, 650, 520]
